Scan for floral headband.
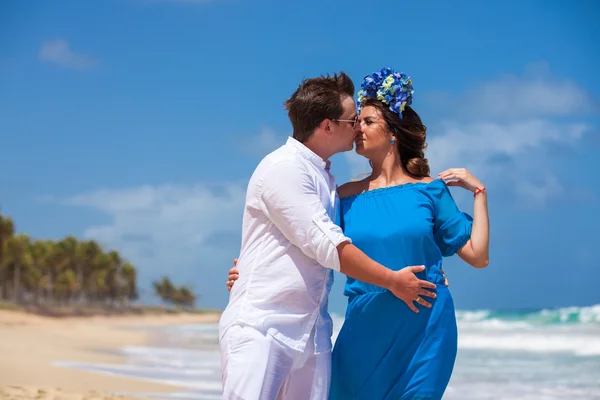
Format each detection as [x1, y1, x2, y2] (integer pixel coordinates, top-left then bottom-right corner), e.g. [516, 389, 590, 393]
[357, 67, 414, 118]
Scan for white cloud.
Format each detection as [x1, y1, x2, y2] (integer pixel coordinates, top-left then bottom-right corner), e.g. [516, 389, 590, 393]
[422, 63, 594, 205]
[426, 119, 588, 173]
[59, 182, 247, 285]
[425, 119, 590, 205]
[515, 175, 564, 206]
[55, 127, 283, 296]
[341, 120, 589, 205]
[466, 62, 595, 118]
[344, 63, 594, 205]
[426, 62, 597, 120]
[341, 120, 588, 205]
[39, 39, 97, 70]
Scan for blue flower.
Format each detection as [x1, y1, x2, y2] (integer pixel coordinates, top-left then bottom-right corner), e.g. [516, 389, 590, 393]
[357, 67, 414, 118]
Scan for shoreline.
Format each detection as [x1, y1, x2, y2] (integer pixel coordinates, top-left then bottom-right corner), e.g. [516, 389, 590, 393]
[0, 302, 221, 318]
[0, 309, 221, 400]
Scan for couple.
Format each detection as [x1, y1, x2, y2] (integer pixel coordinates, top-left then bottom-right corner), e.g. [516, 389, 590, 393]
[219, 68, 490, 400]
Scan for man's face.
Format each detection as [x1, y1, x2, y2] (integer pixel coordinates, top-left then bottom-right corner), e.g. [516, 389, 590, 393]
[330, 95, 359, 153]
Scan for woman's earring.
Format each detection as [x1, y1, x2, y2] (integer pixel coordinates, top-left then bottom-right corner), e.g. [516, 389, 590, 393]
[391, 139, 395, 144]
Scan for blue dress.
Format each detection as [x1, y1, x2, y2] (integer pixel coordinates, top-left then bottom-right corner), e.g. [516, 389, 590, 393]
[330, 179, 473, 400]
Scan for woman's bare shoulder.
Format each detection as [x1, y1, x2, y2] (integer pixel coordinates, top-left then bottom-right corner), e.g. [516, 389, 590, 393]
[337, 179, 369, 199]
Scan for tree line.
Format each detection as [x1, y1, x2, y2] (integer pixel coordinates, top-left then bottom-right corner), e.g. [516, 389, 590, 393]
[0, 212, 197, 309]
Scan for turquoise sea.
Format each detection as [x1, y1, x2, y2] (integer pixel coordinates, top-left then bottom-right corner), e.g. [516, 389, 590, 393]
[56, 304, 600, 399]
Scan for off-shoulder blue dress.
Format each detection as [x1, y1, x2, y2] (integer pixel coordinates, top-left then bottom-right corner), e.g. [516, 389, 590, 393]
[330, 179, 473, 400]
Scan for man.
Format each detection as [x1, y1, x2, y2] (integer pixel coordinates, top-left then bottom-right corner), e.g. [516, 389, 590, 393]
[218, 72, 436, 400]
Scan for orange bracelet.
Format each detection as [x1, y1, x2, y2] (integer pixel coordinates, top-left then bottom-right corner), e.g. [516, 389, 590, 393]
[474, 187, 486, 196]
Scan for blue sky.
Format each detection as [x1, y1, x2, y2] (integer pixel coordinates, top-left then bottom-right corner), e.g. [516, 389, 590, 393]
[1, 0, 599, 313]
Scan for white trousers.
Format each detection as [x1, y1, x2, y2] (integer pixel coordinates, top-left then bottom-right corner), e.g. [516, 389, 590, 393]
[220, 325, 331, 400]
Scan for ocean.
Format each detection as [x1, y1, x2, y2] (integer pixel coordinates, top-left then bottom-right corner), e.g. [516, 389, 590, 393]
[55, 304, 600, 399]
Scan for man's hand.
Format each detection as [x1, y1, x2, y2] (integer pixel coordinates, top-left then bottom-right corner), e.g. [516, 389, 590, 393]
[225, 257, 441, 312]
[226, 258, 239, 292]
[388, 265, 437, 313]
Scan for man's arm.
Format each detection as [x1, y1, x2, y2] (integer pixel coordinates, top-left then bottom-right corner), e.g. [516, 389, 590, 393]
[227, 247, 436, 312]
[260, 160, 349, 272]
[337, 243, 436, 312]
[259, 160, 436, 312]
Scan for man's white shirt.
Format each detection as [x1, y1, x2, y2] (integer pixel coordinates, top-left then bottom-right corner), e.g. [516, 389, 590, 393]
[219, 137, 351, 354]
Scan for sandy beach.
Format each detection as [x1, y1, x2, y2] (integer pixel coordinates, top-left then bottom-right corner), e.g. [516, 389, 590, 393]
[0, 310, 221, 400]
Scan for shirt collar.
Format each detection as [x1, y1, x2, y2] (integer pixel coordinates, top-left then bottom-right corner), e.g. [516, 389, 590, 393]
[286, 137, 331, 171]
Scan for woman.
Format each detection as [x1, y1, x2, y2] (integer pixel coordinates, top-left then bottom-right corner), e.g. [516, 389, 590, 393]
[328, 68, 489, 400]
[227, 68, 490, 399]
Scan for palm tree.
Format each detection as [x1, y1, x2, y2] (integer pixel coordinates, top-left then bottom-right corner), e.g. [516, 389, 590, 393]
[56, 236, 80, 303]
[172, 286, 197, 309]
[153, 276, 176, 304]
[1, 234, 32, 303]
[90, 252, 112, 304]
[0, 210, 199, 312]
[44, 240, 69, 304]
[120, 262, 139, 304]
[29, 240, 53, 304]
[153, 277, 197, 309]
[79, 240, 102, 302]
[0, 214, 15, 258]
[0, 214, 15, 299]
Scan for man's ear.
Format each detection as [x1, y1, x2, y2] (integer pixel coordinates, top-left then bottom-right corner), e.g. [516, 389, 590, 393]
[319, 119, 331, 135]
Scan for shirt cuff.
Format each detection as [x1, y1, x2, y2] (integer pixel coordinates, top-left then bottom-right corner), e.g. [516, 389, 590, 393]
[312, 214, 351, 272]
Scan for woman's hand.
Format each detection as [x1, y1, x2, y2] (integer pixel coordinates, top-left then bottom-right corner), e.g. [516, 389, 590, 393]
[226, 258, 239, 292]
[438, 168, 484, 193]
[441, 267, 449, 287]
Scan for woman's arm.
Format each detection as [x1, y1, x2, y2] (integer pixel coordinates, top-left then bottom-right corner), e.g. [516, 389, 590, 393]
[456, 189, 489, 268]
[438, 168, 490, 269]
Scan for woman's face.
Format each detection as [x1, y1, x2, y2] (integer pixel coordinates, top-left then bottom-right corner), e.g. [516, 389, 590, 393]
[354, 105, 393, 158]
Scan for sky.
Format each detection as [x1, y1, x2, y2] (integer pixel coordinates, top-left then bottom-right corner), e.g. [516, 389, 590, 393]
[1, 0, 599, 313]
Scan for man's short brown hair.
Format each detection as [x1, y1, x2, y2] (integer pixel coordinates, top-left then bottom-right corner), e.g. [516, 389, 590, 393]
[284, 72, 355, 143]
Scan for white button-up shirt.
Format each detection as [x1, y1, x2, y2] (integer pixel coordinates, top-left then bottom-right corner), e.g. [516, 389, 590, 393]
[219, 137, 350, 354]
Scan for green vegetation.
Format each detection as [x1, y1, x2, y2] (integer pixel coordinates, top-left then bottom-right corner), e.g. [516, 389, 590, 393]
[0, 212, 198, 314]
[153, 276, 197, 309]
